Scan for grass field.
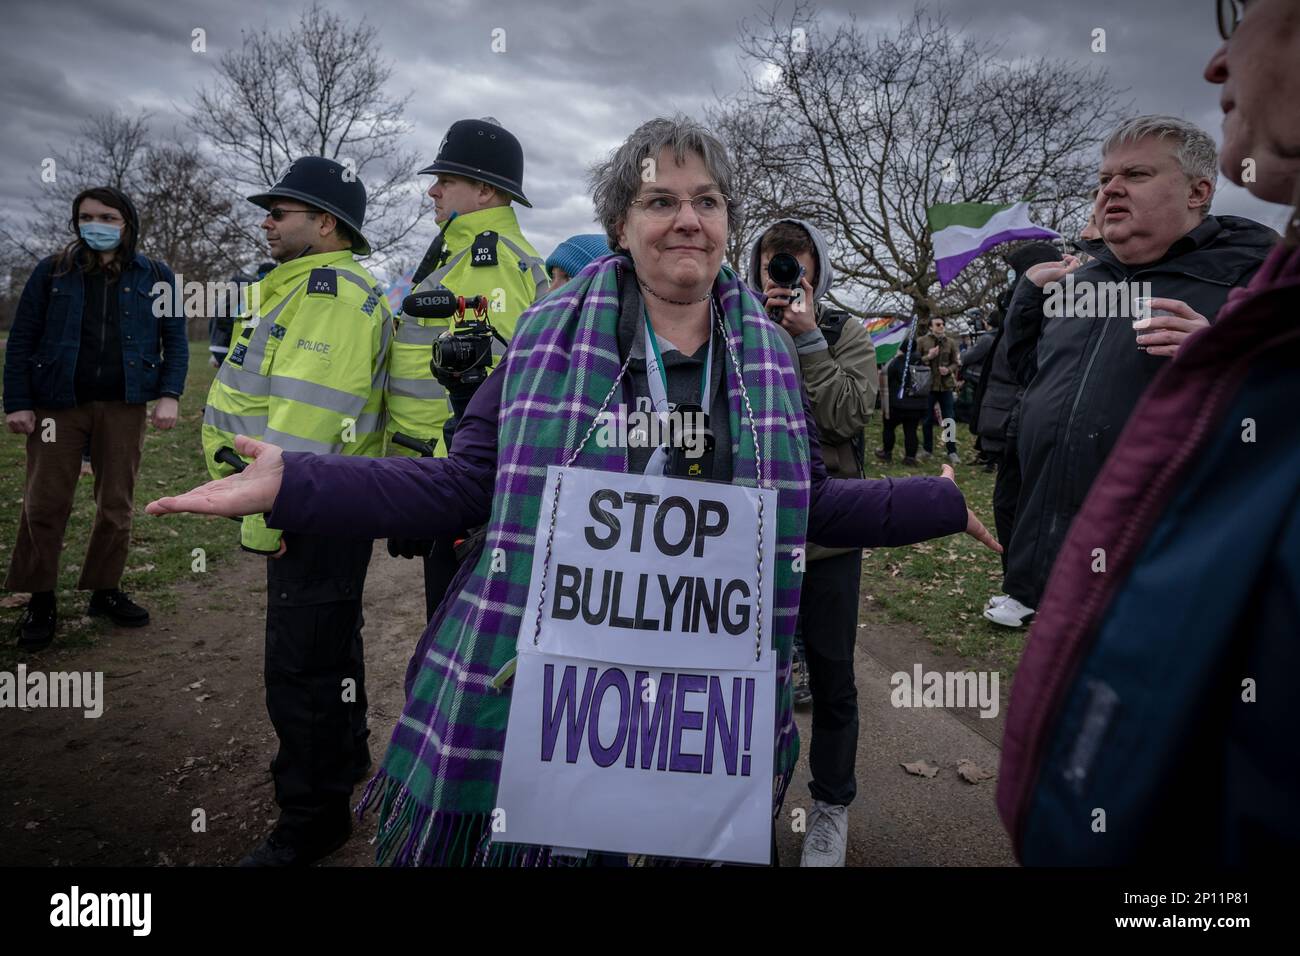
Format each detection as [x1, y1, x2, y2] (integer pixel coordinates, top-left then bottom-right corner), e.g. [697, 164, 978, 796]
[856, 425, 1026, 675]
[0, 342, 240, 669]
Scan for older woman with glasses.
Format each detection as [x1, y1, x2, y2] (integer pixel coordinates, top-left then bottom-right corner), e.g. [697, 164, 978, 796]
[149, 115, 998, 867]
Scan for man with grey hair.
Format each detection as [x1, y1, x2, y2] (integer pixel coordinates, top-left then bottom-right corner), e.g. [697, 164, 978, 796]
[986, 114, 1275, 628]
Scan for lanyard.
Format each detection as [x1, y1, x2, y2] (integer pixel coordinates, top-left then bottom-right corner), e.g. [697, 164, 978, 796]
[642, 303, 714, 475]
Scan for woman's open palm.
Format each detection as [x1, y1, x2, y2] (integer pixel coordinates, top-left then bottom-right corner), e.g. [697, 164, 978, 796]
[146, 435, 284, 519]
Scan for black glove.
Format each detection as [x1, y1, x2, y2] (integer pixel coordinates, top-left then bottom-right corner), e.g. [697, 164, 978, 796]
[387, 538, 434, 560]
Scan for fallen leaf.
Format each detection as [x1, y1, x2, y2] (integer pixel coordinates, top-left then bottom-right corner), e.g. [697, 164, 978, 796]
[185, 680, 205, 691]
[956, 758, 995, 784]
[901, 760, 939, 778]
[195, 694, 211, 702]
[0, 594, 30, 608]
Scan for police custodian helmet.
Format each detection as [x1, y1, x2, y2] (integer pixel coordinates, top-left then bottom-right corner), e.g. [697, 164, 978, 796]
[419, 117, 531, 207]
[248, 157, 371, 256]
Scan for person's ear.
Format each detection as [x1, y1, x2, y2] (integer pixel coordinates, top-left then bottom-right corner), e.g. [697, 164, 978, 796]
[615, 218, 628, 251]
[317, 212, 338, 239]
[1188, 176, 1214, 213]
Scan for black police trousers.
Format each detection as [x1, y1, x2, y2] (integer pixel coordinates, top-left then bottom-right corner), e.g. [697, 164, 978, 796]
[265, 532, 373, 839]
[796, 549, 863, 807]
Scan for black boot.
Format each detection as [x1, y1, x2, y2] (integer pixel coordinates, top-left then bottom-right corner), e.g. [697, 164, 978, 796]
[87, 589, 150, 627]
[15, 592, 57, 651]
[239, 818, 350, 867]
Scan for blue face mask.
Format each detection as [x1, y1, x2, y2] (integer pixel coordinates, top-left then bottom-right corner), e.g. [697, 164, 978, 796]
[79, 222, 122, 251]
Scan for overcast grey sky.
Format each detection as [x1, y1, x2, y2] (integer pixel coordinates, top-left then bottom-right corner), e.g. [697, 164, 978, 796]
[0, 0, 1291, 279]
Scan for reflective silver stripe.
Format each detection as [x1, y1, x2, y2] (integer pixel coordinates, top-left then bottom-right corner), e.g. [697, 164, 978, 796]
[261, 429, 336, 454]
[490, 337, 507, 358]
[410, 248, 470, 295]
[203, 406, 267, 436]
[217, 361, 271, 396]
[335, 269, 374, 296]
[396, 321, 443, 346]
[388, 377, 447, 400]
[354, 411, 384, 433]
[269, 375, 366, 416]
[372, 317, 394, 393]
[497, 235, 549, 297]
[237, 280, 305, 371]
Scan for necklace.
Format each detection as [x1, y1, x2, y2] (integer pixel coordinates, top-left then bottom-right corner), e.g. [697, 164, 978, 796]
[638, 279, 711, 306]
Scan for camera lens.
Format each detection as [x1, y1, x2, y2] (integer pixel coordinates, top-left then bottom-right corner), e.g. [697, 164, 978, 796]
[767, 252, 802, 287]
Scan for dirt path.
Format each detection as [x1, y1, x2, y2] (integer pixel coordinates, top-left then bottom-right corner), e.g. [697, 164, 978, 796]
[1, 550, 1014, 867]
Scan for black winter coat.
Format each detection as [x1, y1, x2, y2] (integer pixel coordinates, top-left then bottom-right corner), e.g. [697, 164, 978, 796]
[1002, 215, 1277, 608]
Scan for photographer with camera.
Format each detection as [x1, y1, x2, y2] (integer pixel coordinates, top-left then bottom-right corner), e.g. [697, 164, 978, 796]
[748, 219, 877, 867]
[384, 117, 548, 620]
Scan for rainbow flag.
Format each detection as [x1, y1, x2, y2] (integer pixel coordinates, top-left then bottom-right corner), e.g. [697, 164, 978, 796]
[864, 316, 910, 365]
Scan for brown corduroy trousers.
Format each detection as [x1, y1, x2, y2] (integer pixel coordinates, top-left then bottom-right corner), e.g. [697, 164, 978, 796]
[6, 401, 147, 593]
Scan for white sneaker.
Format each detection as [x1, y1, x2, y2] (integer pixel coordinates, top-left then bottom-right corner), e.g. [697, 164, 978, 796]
[985, 593, 1011, 609]
[947, 452, 961, 465]
[917, 450, 933, 461]
[800, 801, 848, 867]
[983, 596, 1035, 627]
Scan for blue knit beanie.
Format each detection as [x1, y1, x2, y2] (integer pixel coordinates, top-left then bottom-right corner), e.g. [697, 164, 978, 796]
[544, 233, 610, 279]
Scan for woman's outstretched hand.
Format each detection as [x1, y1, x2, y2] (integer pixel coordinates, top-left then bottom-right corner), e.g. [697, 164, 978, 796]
[940, 464, 1002, 554]
[146, 435, 284, 518]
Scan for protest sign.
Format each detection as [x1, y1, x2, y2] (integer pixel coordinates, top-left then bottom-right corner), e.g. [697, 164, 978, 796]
[495, 466, 778, 864]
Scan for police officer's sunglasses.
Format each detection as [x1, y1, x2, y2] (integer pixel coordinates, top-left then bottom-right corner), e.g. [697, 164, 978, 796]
[1216, 0, 1250, 40]
[266, 206, 317, 221]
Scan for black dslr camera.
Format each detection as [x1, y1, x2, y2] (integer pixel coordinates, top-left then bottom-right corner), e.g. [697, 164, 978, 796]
[766, 252, 806, 315]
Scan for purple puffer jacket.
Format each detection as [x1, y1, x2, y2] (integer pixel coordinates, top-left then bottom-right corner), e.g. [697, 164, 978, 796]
[267, 364, 969, 550]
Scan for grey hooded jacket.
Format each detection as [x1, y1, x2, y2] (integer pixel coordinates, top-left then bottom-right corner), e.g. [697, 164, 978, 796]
[749, 218, 878, 560]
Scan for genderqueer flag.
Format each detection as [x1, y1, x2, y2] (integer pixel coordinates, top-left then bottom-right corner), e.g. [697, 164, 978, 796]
[927, 201, 1060, 286]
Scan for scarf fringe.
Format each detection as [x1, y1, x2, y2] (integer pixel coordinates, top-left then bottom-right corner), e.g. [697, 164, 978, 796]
[357, 769, 578, 867]
[357, 765, 797, 867]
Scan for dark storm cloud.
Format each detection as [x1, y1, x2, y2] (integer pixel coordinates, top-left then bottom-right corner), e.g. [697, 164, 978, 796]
[0, 0, 1290, 270]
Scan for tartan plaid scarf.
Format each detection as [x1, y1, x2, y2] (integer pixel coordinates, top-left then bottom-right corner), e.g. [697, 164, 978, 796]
[359, 255, 810, 866]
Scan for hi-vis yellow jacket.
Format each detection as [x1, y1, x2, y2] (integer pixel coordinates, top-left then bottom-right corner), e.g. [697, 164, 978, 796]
[385, 204, 547, 458]
[202, 250, 393, 553]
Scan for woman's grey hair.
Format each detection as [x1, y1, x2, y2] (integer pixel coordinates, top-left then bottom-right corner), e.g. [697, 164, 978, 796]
[1102, 115, 1219, 216]
[588, 115, 739, 254]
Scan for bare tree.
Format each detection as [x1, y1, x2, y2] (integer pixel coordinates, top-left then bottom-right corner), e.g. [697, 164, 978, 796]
[705, 102, 801, 274]
[187, 2, 431, 265]
[0, 109, 262, 338]
[726, 3, 1130, 319]
[0, 110, 251, 289]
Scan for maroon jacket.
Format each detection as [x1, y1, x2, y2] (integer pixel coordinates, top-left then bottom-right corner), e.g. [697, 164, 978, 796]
[997, 238, 1300, 863]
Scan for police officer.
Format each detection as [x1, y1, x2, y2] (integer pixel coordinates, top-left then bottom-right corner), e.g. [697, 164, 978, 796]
[202, 157, 393, 866]
[385, 117, 547, 620]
